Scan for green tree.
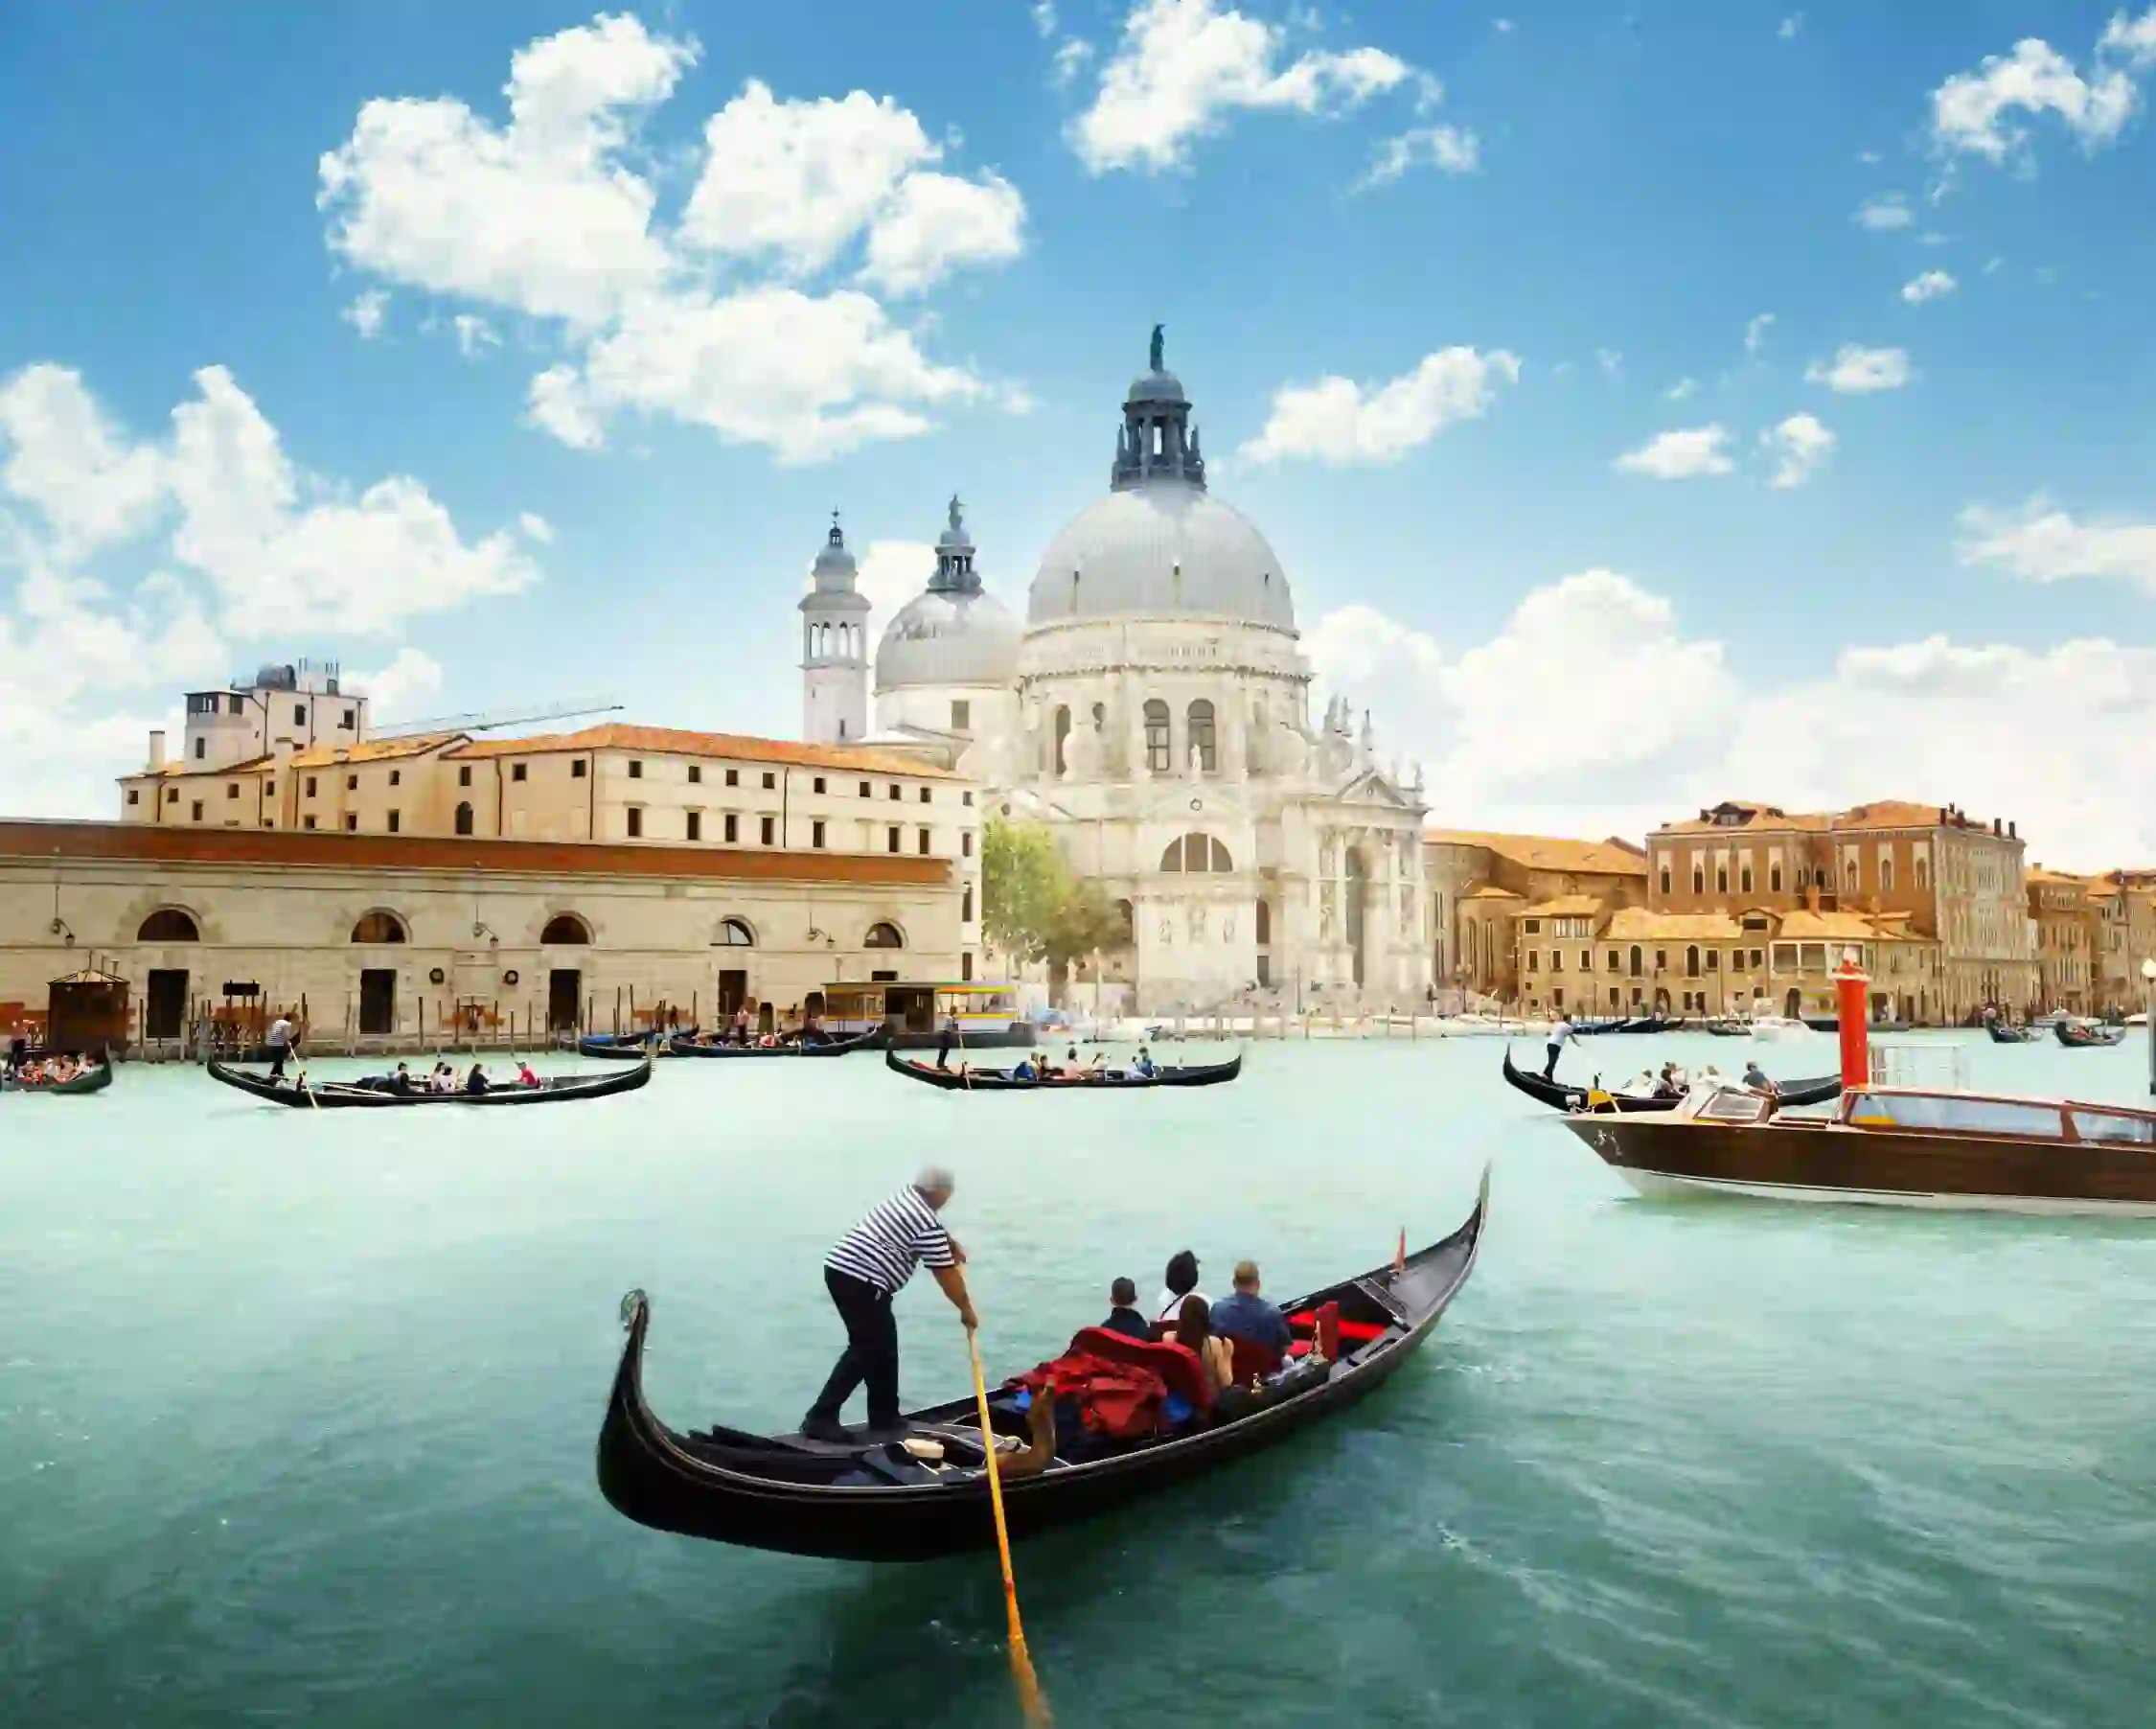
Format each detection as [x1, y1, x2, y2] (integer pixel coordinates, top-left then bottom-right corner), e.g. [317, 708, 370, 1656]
[982, 818, 1130, 1002]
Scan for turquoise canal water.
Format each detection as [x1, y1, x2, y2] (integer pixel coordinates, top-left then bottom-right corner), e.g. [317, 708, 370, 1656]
[7, 1032, 2156, 1727]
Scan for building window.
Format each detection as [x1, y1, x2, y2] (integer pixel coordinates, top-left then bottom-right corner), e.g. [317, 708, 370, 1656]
[541, 913, 591, 944]
[628, 760, 643, 779]
[1607, 949, 1620, 972]
[962, 831, 974, 858]
[963, 791, 974, 807]
[1187, 700, 1217, 772]
[814, 776, 826, 794]
[962, 950, 975, 980]
[1716, 866, 1728, 892]
[860, 780, 871, 797]
[1159, 833, 1233, 872]
[887, 783, 901, 801]
[761, 816, 775, 845]
[1845, 861, 1859, 890]
[293, 703, 306, 726]
[1660, 866, 1671, 896]
[918, 827, 931, 855]
[513, 763, 527, 782]
[191, 800, 204, 820]
[688, 765, 701, 784]
[344, 813, 357, 832]
[812, 818, 826, 848]
[764, 772, 777, 791]
[458, 765, 472, 787]
[887, 825, 901, 853]
[1882, 859, 1895, 893]
[687, 811, 701, 841]
[572, 758, 587, 778]
[1629, 945, 1642, 976]
[1916, 857, 1931, 888]
[919, 786, 931, 804]
[454, 801, 473, 836]
[227, 782, 239, 799]
[346, 774, 358, 791]
[127, 789, 140, 806]
[1551, 951, 1564, 973]
[1692, 866, 1705, 894]
[1144, 699, 1171, 772]
[724, 814, 739, 843]
[1740, 865, 1752, 893]
[1524, 919, 1542, 934]
[351, 911, 408, 943]
[388, 811, 401, 834]
[726, 769, 740, 788]
[388, 770, 401, 787]
[962, 884, 974, 921]
[952, 699, 971, 730]
[303, 815, 316, 830]
[1706, 950, 1719, 972]
[1771, 864, 1783, 893]
[1053, 705, 1071, 774]
[864, 922, 904, 949]
[1526, 951, 1539, 972]
[1581, 949, 1594, 972]
[627, 807, 642, 838]
[717, 918, 753, 946]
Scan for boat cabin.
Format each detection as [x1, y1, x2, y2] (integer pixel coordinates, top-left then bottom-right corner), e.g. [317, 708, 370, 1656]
[821, 981, 1023, 1038]
[1678, 1080, 2156, 1145]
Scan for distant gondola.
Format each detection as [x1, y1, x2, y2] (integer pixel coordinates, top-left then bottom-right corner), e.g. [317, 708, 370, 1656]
[2055, 1020, 2128, 1049]
[1986, 1021, 2039, 1045]
[884, 1047, 1243, 1091]
[1502, 1046, 1840, 1113]
[3, 1060, 113, 1096]
[577, 1031, 685, 1061]
[594, 1169, 1487, 1561]
[205, 1053, 653, 1107]
[1615, 1016, 1671, 1034]
[667, 1027, 884, 1059]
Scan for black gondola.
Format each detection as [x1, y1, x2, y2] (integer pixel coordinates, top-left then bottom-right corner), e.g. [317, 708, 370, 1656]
[1986, 1022, 2039, 1044]
[884, 1047, 1243, 1091]
[205, 1053, 653, 1108]
[2055, 1020, 2127, 1049]
[668, 1027, 884, 1059]
[595, 1169, 1488, 1561]
[3, 1059, 113, 1096]
[577, 1031, 686, 1061]
[1502, 1046, 1840, 1113]
[1615, 1016, 1671, 1034]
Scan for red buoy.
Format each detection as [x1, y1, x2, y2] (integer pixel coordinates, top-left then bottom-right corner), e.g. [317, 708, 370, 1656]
[1832, 951, 1870, 1092]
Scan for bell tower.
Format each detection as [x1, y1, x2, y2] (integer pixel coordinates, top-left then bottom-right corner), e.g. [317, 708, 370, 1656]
[800, 512, 870, 745]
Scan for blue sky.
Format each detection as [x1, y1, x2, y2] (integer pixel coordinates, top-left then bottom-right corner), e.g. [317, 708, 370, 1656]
[3, 1, 2155, 861]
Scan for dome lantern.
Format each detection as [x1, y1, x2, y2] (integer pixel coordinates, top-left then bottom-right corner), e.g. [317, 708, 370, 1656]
[1112, 324, 1206, 493]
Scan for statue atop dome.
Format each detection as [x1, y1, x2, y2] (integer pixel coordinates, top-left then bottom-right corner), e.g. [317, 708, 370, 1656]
[948, 495, 964, 535]
[1150, 323, 1165, 373]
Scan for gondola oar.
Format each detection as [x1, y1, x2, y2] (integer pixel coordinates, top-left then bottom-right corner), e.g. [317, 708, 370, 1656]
[965, 1322, 1048, 1724]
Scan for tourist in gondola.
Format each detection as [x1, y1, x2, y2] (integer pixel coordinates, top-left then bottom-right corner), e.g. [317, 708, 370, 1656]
[1544, 1014, 1574, 1080]
[384, 1062, 415, 1095]
[464, 1062, 491, 1095]
[430, 1062, 457, 1095]
[516, 1059, 539, 1088]
[1168, 1295, 1234, 1400]
[1100, 1277, 1150, 1341]
[1008, 1051, 1038, 1080]
[1742, 1059, 1778, 1100]
[1209, 1260, 1292, 1362]
[801, 1165, 975, 1445]
[1157, 1249, 1207, 1324]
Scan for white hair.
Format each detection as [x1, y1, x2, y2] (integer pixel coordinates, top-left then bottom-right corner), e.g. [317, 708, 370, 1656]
[915, 1164, 955, 1202]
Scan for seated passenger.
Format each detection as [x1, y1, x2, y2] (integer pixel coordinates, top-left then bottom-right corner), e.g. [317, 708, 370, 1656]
[465, 1063, 490, 1095]
[1155, 1249, 1209, 1325]
[1169, 1296, 1233, 1399]
[1131, 1046, 1158, 1079]
[431, 1063, 457, 1094]
[386, 1062, 414, 1095]
[1009, 1055, 1037, 1081]
[516, 1060, 539, 1088]
[1208, 1260, 1293, 1361]
[1099, 1277, 1150, 1341]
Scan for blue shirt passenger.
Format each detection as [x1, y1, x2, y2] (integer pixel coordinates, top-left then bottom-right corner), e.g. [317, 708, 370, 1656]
[1207, 1261, 1292, 1356]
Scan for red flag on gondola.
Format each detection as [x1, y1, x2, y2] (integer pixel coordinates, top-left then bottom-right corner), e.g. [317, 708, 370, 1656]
[1393, 1228, 1406, 1274]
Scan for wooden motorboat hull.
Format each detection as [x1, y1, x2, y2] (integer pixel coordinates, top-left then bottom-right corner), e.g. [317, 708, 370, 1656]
[594, 1171, 1487, 1560]
[1502, 1048, 1840, 1113]
[1562, 1113, 2156, 1214]
[885, 1047, 1243, 1090]
[205, 1055, 653, 1107]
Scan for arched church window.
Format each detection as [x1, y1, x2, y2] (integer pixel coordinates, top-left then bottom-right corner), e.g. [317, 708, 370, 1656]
[541, 913, 591, 944]
[1143, 700, 1171, 772]
[454, 801, 474, 836]
[864, 922, 904, 949]
[138, 909, 199, 941]
[1159, 833, 1232, 873]
[351, 910, 406, 943]
[1187, 700, 1216, 772]
[1053, 706, 1071, 774]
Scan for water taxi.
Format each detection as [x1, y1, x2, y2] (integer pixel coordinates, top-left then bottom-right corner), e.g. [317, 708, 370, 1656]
[818, 981, 1035, 1050]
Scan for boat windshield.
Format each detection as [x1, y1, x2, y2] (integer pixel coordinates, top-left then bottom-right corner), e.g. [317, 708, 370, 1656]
[1846, 1092, 2064, 1138]
[1695, 1089, 1772, 1123]
[2069, 1108, 2156, 1145]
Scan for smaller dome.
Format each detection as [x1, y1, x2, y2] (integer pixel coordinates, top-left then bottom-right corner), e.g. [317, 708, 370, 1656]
[1127, 369, 1186, 404]
[876, 587, 1021, 692]
[808, 516, 858, 594]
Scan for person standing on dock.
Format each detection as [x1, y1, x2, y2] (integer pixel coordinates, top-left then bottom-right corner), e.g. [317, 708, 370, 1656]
[802, 1166, 976, 1445]
[1543, 1015, 1574, 1080]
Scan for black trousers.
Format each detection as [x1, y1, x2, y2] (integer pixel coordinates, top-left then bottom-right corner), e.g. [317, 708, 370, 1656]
[807, 1267, 900, 1427]
[268, 1046, 288, 1079]
[1543, 1041, 1562, 1078]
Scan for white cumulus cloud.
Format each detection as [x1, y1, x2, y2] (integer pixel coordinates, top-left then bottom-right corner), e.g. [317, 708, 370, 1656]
[1901, 268, 1958, 304]
[1357, 124, 1479, 189]
[1957, 496, 2156, 593]
[1239, 346, 1520, 466]
[1929, 10, 2156, 168]
[1614, 425, 1733, 479]
[1071, 0, 1421, 173]
[1762, 413, 1834, 489]
[1805, 344, 1913, 392]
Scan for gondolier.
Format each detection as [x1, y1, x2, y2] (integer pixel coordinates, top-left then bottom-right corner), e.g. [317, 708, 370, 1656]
[802, 1166, 976, 1444]
[265, 1012, 296, 1080]
[1543, 1015, 1574, 1080]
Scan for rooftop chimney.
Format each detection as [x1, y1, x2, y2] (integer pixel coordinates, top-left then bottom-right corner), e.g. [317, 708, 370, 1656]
[1938, 806, 1948, 822]
[148, 729, 166, 772]
[1993, 817, 2002, 837]
[2009, 819, 2017, 839]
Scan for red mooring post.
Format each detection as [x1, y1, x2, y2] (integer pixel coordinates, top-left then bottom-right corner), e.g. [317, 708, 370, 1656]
[1833, 952, 1871, 1091]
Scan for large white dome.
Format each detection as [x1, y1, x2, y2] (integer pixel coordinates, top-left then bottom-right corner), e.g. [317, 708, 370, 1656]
[1027, 481, 1296, 631]
[876, 586, 1021, 690]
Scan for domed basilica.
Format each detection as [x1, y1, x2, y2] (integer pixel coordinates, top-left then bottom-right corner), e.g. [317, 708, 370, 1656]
[798, 332, 1429, 1014]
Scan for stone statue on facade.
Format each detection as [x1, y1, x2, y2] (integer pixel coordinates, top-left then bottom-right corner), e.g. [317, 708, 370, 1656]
[1150, 323, 1165, 372]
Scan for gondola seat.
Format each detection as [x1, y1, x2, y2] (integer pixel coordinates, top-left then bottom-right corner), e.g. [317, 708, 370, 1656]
[1227, 1335, 1284, 1385]
[1061, 1326, 1214, 1415]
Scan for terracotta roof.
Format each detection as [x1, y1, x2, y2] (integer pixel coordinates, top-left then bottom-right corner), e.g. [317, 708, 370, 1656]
[1604, 908, 1746, 940]
[2027, 867, 2091, 887]
[1654, 798, 2020, 839]
[129, 733, 468, 779]
[1512, 894, 1608, 918]
[1458, 882, 1525, 901]
[447, 724, 965, 779]
[1777, 909, 1923, 942]
[1422, 828, 1648, 876]
[1652, 803, 1830, 837]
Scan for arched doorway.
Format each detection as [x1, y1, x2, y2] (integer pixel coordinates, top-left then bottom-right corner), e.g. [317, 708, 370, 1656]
[1344, 844, 1370, 990]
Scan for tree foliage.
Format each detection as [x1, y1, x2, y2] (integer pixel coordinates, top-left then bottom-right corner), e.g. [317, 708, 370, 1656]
[982, 818, 1130, 975]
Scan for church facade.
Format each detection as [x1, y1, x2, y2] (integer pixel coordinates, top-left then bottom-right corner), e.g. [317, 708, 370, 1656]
[810, 335, 1431, 1015]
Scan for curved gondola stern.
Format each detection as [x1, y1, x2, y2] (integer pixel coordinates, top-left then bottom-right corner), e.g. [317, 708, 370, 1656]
[595, 1288, 671, 1530]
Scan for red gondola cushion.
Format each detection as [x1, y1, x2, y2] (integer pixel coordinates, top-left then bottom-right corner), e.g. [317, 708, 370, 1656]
[1285, 1309, 1388, 1345]
[1064, 1325, 1213, 1412]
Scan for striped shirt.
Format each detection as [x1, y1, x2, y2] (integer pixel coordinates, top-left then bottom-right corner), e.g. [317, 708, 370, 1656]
[826, 1187, 955, 1294]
